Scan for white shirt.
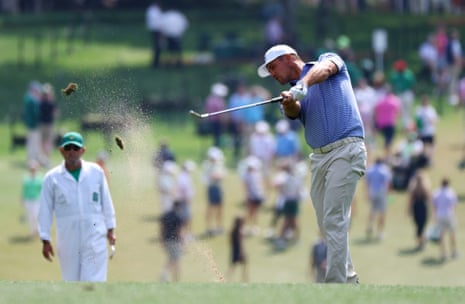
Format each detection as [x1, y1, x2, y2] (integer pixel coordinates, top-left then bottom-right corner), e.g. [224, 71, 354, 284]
[158, 172, 177, 213]
[160, 10, 189, 38]
[418, 41, 438, 66]
[249, 132, 276, 164]
[146, 4, 163, 31]
[354, 84, 377, 127]
[415, 104, 438, 137]
[177, 170, 194, 202]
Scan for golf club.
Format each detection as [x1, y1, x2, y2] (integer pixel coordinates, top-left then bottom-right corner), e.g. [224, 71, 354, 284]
[189, 96, 284, 119]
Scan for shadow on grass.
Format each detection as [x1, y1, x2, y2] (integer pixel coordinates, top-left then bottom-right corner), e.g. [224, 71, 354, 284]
[420, 256, 446, 267]
[140, 214, 160, 223]
[9, 235, 35, 244]
[397, 246, 423, 256]
[352, 237, 381, 246]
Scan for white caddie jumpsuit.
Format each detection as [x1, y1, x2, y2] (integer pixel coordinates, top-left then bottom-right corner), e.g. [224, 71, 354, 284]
[38, 160, 116, 282]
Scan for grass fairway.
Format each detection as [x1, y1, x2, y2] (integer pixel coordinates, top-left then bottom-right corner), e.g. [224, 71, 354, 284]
[1, 281, 465, 304]
[2, 102, 465, 303]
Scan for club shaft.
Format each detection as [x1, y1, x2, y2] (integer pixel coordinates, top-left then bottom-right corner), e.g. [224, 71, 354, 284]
[201, 96, 283, 118]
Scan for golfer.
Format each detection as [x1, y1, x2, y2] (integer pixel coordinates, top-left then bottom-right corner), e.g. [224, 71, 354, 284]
[258, 44, 366, 283]
[38, 132, 116, 282]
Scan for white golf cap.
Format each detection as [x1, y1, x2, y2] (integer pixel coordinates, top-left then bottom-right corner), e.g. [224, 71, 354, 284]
[257, 44, 297, 78]
[211, 83, 228, 97]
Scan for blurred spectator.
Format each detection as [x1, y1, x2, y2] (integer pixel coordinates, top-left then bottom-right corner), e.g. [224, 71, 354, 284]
[96, 150, 110, 181]
[146, 1, 163, 68]
[227, 82, 251, 163]
[274, 119, 301, 164]
[374, 85, 401, 161]
[204, 82, 228, 147]
[160, 7, 189, 67]
[310, 233, 327, 283]
[176, 160, 196, 240]
[391, 130, 426, 191]
[240, 155, 265, 237]
[158, 161, 178, 214]
[23, 81, 43, 166]
[276, 161, 306, 245]
[159, 201, 185, 282]
[248, 120, 276, 191]
[459, 75, 465, 105]
[432, 178, 459, 262]
[407, 172, 431, 251]
[446, 28, 463, 105]
[201, 147, 226, 236]
[433, 23, 449, 69]
[388, 59, 416, 132]
[372, 70, 388, 100]
[226, 216, 248, 282]
[354, 78, 378, 160]
[265, 161, 287, 239]
[415, 95, 438, 165]
[433, 65, 451, 115]
[337, 35, 363, 86]
[264, 14, 286, 48]
[39, 83, 57, 167]
[21, 160, 42, 239]
[365, 158, 392, 241]
[242, 85, 267, 140]
[418, 34, 438, 83]
[153, 139, 176, 170]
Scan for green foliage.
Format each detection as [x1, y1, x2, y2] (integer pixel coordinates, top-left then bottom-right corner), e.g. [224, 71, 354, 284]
[3, 8, 464, 123]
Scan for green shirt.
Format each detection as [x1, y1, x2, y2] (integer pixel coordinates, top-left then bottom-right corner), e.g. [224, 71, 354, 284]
[68, 168, 81, 181]
[22, 175, 43, 201]
[389, 69, 416, 94]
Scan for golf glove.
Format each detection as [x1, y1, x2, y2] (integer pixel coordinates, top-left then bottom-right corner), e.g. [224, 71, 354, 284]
[290, 81, 308, 100]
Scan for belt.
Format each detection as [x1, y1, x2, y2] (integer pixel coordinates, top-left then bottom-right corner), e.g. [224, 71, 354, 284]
[312, 137, 363, 154]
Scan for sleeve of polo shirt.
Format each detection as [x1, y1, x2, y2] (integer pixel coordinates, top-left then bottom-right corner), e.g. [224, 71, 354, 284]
[318, 52, 344, 72]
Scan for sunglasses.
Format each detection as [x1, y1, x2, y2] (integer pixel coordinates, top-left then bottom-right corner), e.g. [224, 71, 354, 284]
[63, 145, 81, 151]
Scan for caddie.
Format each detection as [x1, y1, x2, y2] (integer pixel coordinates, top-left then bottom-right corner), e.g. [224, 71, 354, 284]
[38, 131, 116, 282]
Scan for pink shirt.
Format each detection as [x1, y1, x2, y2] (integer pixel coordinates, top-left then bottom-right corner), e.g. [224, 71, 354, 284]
[205, 94, 226, 122]
[374, 93, 401, 128]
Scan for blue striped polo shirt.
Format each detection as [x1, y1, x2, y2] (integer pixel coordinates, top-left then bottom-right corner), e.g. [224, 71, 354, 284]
[294, 52, 364, 149]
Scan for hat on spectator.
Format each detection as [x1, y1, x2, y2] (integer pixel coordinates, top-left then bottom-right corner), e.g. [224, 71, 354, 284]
[207, 146, 224, 161]
[255, 120, 270, 134]
[275, 119, 290, 134]
[257, 44, 297, 78]
[211, 83, 228, 97]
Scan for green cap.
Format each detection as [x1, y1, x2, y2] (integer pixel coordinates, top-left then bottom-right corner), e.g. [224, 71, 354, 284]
[61, 132, 84, 148]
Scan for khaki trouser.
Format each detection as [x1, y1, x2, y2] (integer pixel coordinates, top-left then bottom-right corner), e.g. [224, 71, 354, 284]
[309, 139, 367, 283]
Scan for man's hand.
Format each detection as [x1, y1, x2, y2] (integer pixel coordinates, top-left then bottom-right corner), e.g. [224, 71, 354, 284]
[280, 91, 301, 119]
[107, 229, 116, 246]
[42, 240, 54, 262]
[289, 80, 308, 100]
